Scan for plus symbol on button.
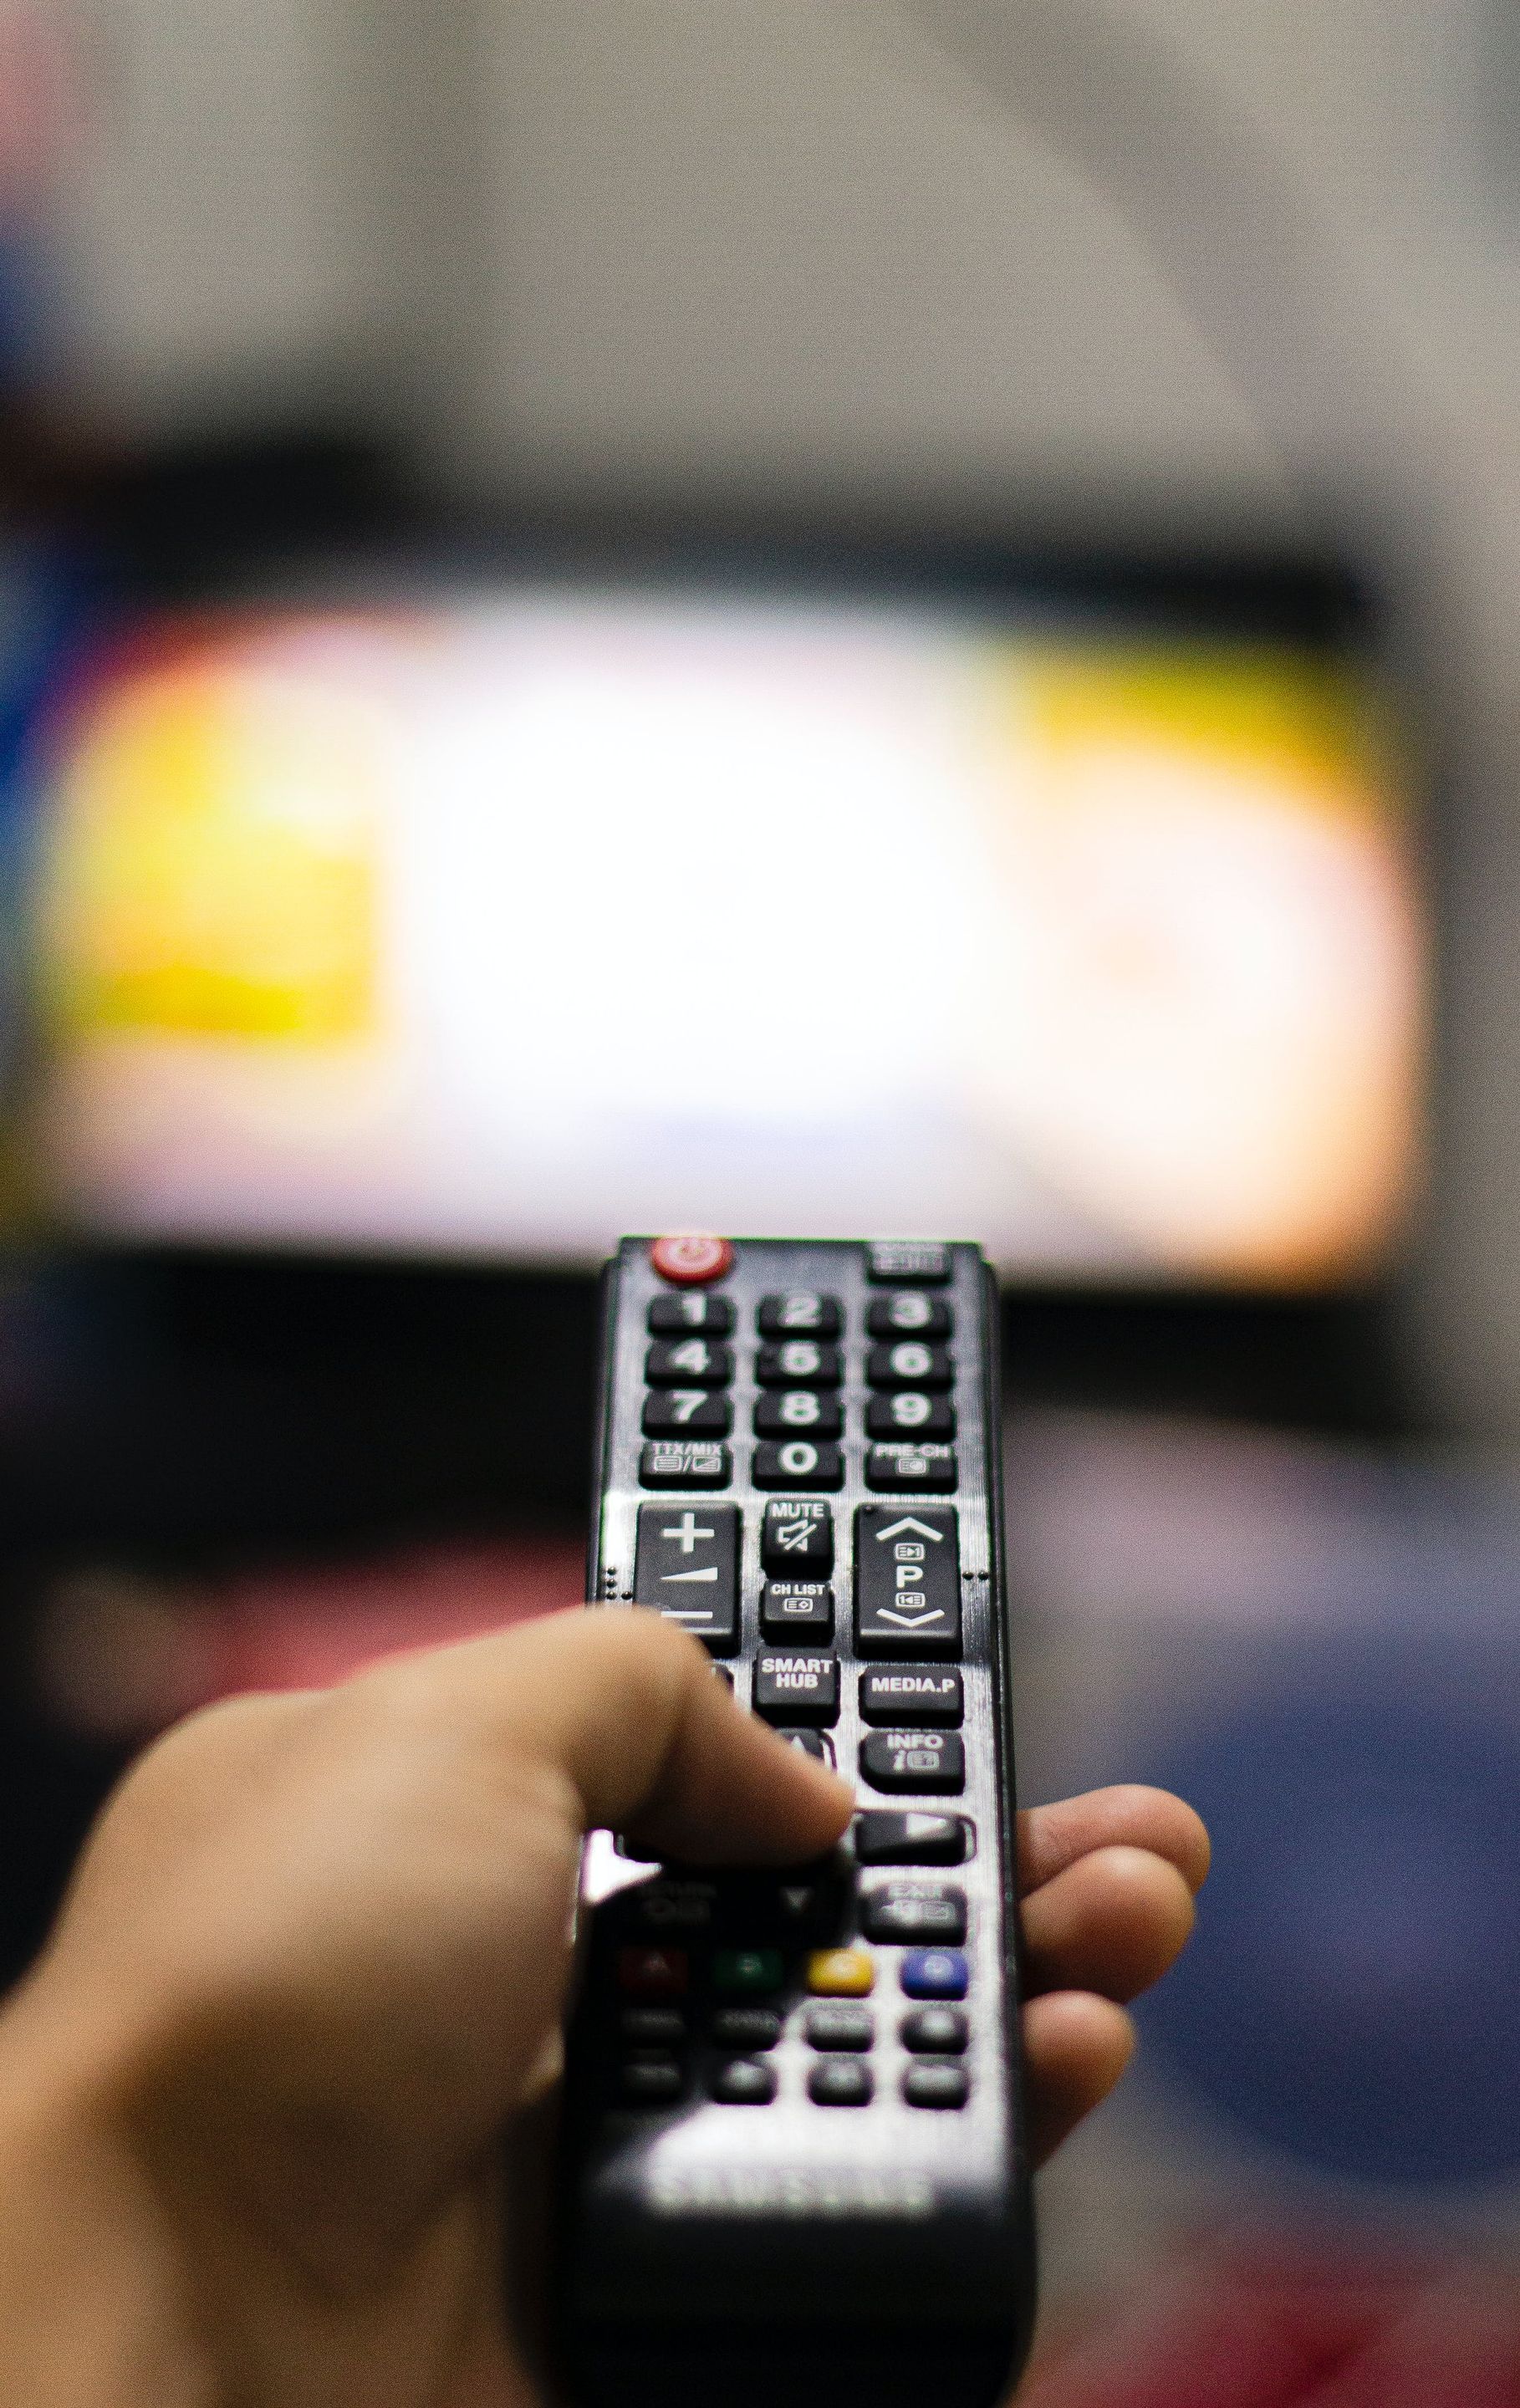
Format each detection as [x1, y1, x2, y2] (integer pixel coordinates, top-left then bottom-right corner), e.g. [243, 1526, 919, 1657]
[663, 1512, 713, 1554]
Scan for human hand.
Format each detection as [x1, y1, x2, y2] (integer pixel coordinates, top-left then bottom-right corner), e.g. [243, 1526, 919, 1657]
[0, 1608, 1206, 2408]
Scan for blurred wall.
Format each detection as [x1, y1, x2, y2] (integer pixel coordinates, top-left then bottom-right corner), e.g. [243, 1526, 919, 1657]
[49, 0, 1520, 1437]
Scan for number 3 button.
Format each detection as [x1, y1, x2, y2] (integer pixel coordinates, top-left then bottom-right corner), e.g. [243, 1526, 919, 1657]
[753, 1440, 844, 1491]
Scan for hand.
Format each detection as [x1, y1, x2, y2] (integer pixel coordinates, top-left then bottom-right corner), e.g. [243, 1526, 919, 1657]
[0, 1608, 1206, 2408]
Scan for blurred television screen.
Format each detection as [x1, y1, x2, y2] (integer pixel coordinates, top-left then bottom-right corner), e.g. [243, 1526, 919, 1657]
[26, 576, 1423, 1285]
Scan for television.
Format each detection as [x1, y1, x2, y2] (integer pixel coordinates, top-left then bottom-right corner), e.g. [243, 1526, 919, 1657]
[26, 565, 1423, 1289]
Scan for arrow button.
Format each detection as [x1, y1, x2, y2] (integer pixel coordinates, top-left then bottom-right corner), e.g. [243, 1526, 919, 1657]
[854, 1504, 961, 1659]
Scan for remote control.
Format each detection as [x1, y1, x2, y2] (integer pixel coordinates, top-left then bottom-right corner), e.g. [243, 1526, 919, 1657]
[553, 1236, 1035, 2408]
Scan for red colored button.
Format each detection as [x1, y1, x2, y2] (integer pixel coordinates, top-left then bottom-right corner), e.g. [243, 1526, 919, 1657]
[650, 1233, 735, 1286]
[617, 1946, 690, 1997]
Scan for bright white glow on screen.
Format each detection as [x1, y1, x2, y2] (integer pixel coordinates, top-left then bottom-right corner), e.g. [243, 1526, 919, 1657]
[32, 589, 1423, 1283]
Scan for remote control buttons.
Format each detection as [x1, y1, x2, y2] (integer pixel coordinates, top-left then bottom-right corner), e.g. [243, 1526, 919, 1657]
[867, 1443, 958, 1492]
[645, 1338, 732, 1387]
[900, 2006, 968, 2053]
[860, 1731, 966, 1793]
[854, 1508, 961, 1656]
[869, 1341, 954, 1390]
[805, 2004, 874, 2050]
[854, 1811, 968, 1866]
[650, 1233, 734, 1285]
[859, 1667, 963, 1725]
[859, 1884, 967, 1946]
[900, 1947, 968, 2000]
[808, 1948, 875, 1997]
[757, 1292, 843, 1337]
[809, 2059, 873, 2107]
[904, 2063, 969, 2110]
[867, 1293, 953, 1339]
[867, 1242, 951, 1284]
[754, 1390, 843, 1438]
[867, 1390, 955, 1439]
[642, 1390, 732, 1436]
[711, 2008, 782, 2050]
[619, 2058, 685, 2105]
[760, 1581, 834, 1643]
[635, 1502, 740, 1653]
[640, 1442, 732, 1489]
[617, 1946, 690, 1997]
[762, 1498, 834, 1573]
[648, 1292, 735, 1334]
[756, 1339, 843, 1389]
[620, 2007, 686, 2045]
[713, 1949, 784, 1994]
[712, 2059, 777, 2105]
[753, 1652, 839, 1725]
[775, 1728, 834, 1764]
[753, 1441, 844, 1490]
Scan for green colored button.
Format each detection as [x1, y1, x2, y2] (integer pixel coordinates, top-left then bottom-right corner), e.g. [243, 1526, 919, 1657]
[712, 1948, 783, 1994]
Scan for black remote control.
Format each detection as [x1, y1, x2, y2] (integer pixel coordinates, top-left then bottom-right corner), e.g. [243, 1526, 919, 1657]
[553, 1236, 1035, 2408]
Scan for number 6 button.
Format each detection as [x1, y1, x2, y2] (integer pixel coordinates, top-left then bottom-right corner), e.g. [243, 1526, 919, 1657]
[868, 1341, 952, 1390]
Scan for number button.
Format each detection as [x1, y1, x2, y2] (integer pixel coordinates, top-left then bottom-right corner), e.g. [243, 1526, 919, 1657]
[866, 1391, 954, 1438]
[757, 1293, 843, 1338]
[649, 1293, 735, 1334]
[753, 1440, 844, 1490]
[866, 1293, 953, 1339]
[643, 1390, 732, 1436]
[756, 1340, 842, 1389]
[645, 1338, 733, 1387]
[868, 1342, 953, 1390]
[754, 1389, 842, 1438]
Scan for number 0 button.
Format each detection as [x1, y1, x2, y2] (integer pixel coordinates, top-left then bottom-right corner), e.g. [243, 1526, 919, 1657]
[753, 1441, 844, 1491]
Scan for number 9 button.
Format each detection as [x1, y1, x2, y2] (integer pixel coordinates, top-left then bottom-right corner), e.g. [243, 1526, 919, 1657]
[865, 1294, 955, 1441]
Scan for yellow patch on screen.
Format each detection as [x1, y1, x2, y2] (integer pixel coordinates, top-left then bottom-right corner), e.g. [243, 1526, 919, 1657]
[42, 657, 380, 1043]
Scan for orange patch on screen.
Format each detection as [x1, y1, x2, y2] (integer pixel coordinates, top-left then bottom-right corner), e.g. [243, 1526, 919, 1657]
[42, 652, 382, 1043]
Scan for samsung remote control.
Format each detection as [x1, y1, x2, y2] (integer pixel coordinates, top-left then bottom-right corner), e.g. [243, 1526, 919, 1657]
[553, 1235, 1035, 2408]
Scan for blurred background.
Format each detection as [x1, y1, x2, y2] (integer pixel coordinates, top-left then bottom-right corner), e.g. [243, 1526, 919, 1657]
[6, 0, 1520, 2395]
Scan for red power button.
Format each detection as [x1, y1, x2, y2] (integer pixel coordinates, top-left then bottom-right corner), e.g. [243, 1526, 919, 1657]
[650, 1232, 735, 1286]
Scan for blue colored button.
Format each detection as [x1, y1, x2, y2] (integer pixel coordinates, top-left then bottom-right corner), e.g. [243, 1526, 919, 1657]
[900, 1947, 968, 2000]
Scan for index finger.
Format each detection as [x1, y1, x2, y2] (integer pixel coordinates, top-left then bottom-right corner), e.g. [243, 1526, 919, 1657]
[369, 1604, 856, 1864]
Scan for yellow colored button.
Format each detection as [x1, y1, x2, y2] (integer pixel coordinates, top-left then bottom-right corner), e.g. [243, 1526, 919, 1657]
[807, 1947, 875, 1997]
